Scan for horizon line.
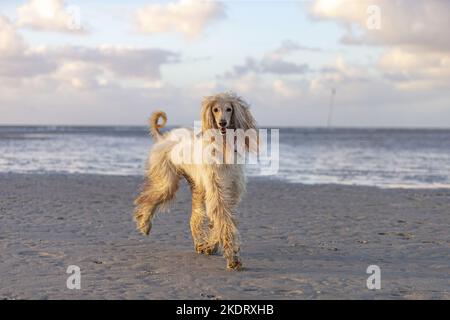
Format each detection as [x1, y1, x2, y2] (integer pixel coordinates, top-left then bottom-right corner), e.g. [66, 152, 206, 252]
[1, 124, 450, 130]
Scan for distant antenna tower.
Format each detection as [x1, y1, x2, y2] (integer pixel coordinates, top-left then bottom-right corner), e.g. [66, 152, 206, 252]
[327, 88, 336, 128]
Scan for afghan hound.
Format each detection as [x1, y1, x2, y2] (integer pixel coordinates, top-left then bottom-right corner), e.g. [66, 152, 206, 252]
[134, 92, 257, 270]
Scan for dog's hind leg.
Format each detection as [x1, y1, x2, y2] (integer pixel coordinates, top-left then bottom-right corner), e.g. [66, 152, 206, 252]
[134, 196, 156, 235]
[134, 158, 180, 235]
[134, 188, 159, 235]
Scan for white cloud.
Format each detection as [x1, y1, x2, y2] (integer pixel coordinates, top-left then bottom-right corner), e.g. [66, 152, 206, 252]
[0, 15, 58, 78]
[215, 48, 450, 127]
[16, 0, 84, 33]
[271, 40, 323, 57]
[135, 0, 225, 39]
[0, 11, 184, 124]
[378, 48, 450, 91]
[0, 17, 179, 84]
[223, 41, 312, 77]
[52, 46, 180, 80]
[310, 0, 450, 52]
[0, 10, 191, 125]
[2, 2, 450, 127]
[224, 57, 310, 77]
[0, 15, 26, 56]
[52, 61, 103, 90]
[309, 0, 450, 95]
[0, 44, 178, 84]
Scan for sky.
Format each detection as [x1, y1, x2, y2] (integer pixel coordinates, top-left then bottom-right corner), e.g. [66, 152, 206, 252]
[1, 0, 450, 127]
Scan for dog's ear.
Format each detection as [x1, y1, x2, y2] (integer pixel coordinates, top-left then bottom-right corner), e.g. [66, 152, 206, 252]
[231, 97, 257, 131]
[201, 96, 216, 131]
[231, 95, 258, 154]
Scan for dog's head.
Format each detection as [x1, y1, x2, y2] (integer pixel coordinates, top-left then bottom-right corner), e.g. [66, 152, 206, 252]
[201, 92, 256, 135]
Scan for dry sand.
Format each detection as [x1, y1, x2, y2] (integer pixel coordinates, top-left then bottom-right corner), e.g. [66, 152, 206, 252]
[0, 173, 449, 299]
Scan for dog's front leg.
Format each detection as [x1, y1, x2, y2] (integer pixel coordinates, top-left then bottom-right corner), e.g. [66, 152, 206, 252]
[205, 172, 242, 270]
[190, 183, 219, 255]
[190, 185, 207, 252]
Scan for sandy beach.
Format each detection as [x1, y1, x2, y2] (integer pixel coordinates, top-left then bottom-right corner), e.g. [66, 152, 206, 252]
[0, 173, 449, 300]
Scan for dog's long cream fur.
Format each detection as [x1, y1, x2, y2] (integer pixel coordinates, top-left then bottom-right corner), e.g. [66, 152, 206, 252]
[134, 92, 257, 270]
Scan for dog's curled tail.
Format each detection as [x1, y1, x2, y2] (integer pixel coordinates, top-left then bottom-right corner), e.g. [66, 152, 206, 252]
[149, 111, 167, 141]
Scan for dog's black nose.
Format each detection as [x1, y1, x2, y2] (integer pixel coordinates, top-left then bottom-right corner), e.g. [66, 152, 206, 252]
[219, 120, 227, 127]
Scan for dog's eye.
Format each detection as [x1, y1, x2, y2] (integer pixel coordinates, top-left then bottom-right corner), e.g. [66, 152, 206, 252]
[213, 108, 219, 113]
[226, 108, 232, 112]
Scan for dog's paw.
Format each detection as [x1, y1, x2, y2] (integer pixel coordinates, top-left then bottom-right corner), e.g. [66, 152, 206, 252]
[134, 212, 152, 236]
[226, 257, 243, 271]
[195, 242, 219, 255]
[136, 219, 152, 236]
[140, 221, 152, 235]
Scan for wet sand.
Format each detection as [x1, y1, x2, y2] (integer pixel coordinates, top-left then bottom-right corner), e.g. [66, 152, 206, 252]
[0, 173, 449, 299]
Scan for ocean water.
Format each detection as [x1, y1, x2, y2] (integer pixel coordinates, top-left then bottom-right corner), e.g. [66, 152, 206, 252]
[1, 126, 450, 189]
